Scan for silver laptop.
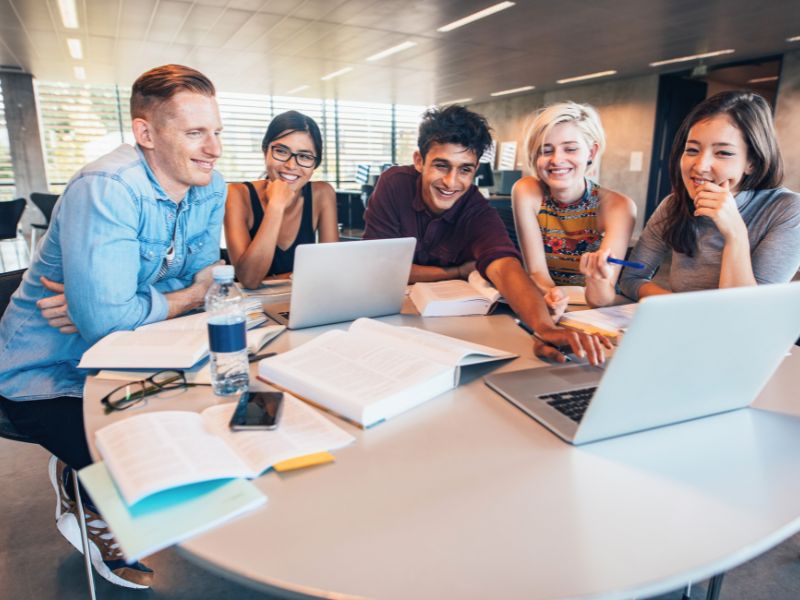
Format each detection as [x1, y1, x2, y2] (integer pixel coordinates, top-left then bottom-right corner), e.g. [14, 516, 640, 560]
[485, 283, 800, 445]
[266, 238, 415, 329]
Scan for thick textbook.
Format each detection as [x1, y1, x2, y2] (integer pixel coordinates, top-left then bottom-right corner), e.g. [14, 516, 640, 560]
[94, 395, 354, 506]
[410, 276, 500, 317]
[258, 318, 516, 427]
[79, 462, 266, 562]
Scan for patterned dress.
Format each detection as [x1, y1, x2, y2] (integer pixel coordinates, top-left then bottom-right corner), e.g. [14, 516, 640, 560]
[537, 179, 602, 286]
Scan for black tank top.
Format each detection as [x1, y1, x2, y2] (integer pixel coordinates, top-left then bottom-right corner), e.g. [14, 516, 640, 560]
[245, 180, 315, 276]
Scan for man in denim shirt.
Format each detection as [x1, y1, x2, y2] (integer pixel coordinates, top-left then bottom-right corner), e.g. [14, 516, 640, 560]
[0, 64, 225, 588]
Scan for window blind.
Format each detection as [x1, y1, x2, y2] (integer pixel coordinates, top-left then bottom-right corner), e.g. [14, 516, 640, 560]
[0, 83, 15, 200]
[35, 81, 423, 192]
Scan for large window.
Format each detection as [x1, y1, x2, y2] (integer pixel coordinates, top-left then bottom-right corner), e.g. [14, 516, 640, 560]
[36, 81, 423, 191]
[37, 82, 130, 192]
[0, 82, 15, 201]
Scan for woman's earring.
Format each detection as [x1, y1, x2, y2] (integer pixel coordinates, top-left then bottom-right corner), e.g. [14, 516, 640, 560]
[587, 159, 593, 166]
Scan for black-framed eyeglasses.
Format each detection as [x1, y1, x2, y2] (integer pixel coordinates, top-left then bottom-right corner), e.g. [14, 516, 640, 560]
[101, 370, 201, 414]
[270, 144, 317, 168]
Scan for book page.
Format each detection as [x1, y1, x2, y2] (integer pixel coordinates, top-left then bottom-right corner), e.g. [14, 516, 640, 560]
[78, 329, 208, 369]
[95, 411, 250, 505]
[349, 318, 515, 367]
[201, 394, 354, 474]
[261, 328, 450, 402]
[136, 311, 207, 333]
[467, 271, 502, 303]
[559, 303, 638, 335]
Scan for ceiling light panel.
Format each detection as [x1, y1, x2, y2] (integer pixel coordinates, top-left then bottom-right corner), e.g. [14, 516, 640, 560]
[321, 67, 353, 81]
[57, 0, 79, 29]
[490, 85, 535, 96]
[437, 2, 515, 33]
[66, 38, 83, 60]
[649, 49, 735, 67]
[556, 70, 617, 84]
[366, 41, 418, 62]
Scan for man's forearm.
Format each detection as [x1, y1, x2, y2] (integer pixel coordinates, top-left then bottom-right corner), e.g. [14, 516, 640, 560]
[165, 283, 207, 319]
[486, 257, 557, 332]
[409, 263, 460, 283]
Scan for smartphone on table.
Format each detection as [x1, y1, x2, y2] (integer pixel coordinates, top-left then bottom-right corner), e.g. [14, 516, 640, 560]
[229, 391, 284, 430]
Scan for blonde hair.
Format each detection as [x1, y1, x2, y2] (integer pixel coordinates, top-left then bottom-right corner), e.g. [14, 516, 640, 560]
[523, 101, 606, 179]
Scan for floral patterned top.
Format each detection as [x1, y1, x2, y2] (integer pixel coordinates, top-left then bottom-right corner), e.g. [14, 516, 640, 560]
[537, 179, 602, 286]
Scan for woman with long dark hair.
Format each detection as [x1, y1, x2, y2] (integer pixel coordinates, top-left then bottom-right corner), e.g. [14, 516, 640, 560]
[619, 91, 800, 299]
[225, 111, 339, 288]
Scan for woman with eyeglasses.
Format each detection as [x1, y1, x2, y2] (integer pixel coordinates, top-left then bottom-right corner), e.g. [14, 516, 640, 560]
[225, 110, 339, 288]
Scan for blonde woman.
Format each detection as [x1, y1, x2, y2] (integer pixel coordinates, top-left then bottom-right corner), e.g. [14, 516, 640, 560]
[512, 102, 636, 316]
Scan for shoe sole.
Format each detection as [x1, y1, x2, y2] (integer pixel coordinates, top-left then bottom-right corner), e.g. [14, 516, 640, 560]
[47, 456, 70, 521]
[57, 512, 150, 590]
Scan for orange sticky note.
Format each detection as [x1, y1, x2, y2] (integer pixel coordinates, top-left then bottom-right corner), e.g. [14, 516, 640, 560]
[273, 452, 335, 472]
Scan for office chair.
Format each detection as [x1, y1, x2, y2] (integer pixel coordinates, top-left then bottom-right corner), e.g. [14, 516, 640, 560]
[0, 268, 97, 599]
[0, 198, 28, 272]
[29, 193, 60, 255]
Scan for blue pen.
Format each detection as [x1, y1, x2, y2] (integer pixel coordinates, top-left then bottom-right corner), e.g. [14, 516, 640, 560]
[608, 257, 645, 269]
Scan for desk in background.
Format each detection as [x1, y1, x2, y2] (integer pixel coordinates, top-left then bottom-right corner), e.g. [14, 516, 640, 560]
[82, 317, 800, 600]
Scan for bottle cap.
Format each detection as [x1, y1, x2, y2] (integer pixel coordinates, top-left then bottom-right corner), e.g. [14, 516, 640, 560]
[211, 265, 235, 282]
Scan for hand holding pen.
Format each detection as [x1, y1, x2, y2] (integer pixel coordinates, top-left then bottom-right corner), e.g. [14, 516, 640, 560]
[580, 248, 644, 282]
[515, 318, 612, 366]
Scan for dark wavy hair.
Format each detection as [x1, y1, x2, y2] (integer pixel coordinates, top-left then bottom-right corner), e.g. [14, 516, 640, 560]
[661, 90, 783, 256]
[417, 105, 493, 160]
[261, 110, 323, 167]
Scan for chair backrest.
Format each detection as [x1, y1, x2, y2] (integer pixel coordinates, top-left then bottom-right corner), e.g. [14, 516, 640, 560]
[0, 268, 32, 442]
[0, 198, 27, 240]
[30, 193, 60, 225]
[0, 268, 24, 320]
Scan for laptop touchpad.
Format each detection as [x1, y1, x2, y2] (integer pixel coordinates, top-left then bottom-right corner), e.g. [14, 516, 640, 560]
[549, 364, 603, 387]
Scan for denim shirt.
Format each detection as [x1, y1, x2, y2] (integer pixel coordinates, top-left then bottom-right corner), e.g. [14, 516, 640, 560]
[0, 144, 226, 400]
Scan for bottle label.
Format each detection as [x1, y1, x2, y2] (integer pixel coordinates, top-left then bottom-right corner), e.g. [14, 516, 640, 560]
[207, 321, 246, 353]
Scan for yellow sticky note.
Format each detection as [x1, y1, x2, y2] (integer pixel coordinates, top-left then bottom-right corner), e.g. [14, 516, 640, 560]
[273, 452, 335, 472]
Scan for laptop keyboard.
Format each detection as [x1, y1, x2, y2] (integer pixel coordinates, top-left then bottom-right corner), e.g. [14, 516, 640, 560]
[538, 387, 597, 422]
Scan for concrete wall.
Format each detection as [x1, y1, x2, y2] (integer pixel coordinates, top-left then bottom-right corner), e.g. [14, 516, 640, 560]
[470, 74, 660, 235]
[775, 49, 800, 191]
[0, 71, 49, 231]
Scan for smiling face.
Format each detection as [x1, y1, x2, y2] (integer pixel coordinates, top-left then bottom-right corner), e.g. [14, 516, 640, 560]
[680, 114, 753, 198]
[413, 143, 478, 214]
[135, 91, 223, 202]
[264, 130, 317, 187]
[535, 121, 597, 199]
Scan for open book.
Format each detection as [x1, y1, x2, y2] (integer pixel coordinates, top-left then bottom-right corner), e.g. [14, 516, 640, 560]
[469, 271, 588, 306]
[257, 318, 516, 428]
[558, 303, 638, 340]
[94, 394, 354, 506]
[79, 308, 282, 371]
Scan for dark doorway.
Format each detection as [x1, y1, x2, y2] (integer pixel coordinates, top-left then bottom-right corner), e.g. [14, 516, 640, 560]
[645, 75, 707, 221]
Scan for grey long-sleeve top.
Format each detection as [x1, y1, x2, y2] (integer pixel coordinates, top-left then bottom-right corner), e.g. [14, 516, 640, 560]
[619, 187, 800, 300]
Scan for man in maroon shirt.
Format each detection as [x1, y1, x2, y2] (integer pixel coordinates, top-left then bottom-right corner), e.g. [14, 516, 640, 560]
[364, 105, 609, 364]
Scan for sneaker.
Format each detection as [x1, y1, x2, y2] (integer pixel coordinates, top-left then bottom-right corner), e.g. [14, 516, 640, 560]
[54, 478, 154, 589]
[47, 456, 73, 520]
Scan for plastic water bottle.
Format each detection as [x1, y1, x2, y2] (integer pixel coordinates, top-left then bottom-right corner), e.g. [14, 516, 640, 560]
[205, 265, 249, 396]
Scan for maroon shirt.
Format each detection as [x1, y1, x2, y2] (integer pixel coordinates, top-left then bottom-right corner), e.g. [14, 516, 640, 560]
[363, 166, 520, 278]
